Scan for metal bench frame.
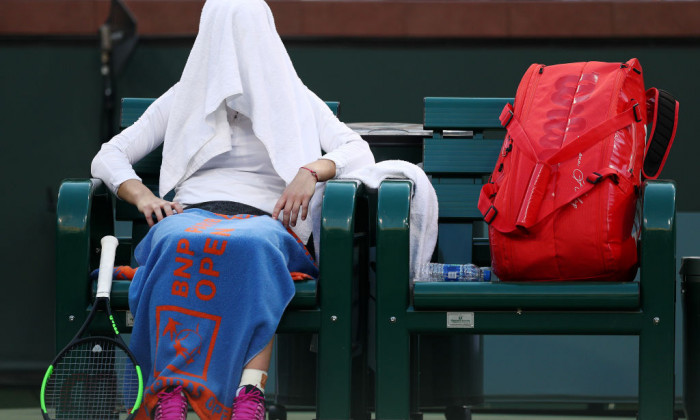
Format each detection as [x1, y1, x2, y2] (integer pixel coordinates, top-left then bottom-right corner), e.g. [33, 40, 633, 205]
[373, 97, 677, 420]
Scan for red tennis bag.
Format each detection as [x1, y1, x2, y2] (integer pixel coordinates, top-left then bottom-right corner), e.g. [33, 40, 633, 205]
[478, 59, 678, 282]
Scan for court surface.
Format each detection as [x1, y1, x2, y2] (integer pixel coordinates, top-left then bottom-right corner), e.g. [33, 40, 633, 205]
[0, 408, 666, 420]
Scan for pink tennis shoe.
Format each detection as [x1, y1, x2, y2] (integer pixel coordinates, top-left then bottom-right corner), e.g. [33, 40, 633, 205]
[231, 385, 265, 420]
[154, 386, 188, 420]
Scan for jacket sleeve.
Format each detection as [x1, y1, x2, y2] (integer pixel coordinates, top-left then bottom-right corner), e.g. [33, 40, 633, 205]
[307, 88, 375, 177]
[90, 86, 176, 196]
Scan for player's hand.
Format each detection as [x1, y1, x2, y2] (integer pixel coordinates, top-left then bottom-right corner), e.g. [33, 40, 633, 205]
[272, 168, 318, 229]
[135, 195, 184, 227]
[118, 179, 184, 227]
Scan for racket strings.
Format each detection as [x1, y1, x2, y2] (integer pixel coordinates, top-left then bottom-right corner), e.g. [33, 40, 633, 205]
[44, 338, 140, 419]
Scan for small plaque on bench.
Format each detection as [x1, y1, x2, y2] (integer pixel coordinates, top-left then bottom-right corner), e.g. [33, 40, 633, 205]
[446, 312, 474, 328]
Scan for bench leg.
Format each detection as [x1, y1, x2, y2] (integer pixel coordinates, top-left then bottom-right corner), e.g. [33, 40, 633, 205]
[638, 321, 676, 420]
[375, 319, 410, 420]
[317, 320, 353, 419]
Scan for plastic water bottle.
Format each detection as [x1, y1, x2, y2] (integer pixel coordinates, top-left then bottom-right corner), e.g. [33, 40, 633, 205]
[416, 263, 491, 282]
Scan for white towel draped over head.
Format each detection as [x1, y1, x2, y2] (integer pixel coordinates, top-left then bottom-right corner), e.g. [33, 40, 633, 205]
[159, 0, 322, 197]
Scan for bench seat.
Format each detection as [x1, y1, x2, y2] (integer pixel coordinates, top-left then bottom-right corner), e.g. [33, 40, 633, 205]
[93, 279, 319, 310]
[413, 281, 640, 310]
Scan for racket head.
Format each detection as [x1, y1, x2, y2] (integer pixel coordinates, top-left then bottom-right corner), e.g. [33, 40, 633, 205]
[41, 335, 143, 420]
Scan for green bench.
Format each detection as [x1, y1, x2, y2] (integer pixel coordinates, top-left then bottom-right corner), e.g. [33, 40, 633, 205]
[373, 97, 677, 420]
[55, 98, 369, 420]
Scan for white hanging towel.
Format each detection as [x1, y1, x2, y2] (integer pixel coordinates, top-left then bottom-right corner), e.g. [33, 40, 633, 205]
[341, 160, 439, 282]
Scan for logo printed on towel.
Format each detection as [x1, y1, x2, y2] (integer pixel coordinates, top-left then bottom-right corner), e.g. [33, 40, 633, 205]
[154, 305, 221, 381]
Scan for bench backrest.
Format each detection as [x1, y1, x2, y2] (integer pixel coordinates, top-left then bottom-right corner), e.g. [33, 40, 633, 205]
[114, 98, 340, 265]
[422, 97, 513, 266]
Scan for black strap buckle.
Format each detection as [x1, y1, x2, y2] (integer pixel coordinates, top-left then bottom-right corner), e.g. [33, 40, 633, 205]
[587, 172, 603, 184]
[503, 110, 514, 128]
[483, 205, 498, 224]
[632, 102, 642, 123]
[586, 172, 618, 185]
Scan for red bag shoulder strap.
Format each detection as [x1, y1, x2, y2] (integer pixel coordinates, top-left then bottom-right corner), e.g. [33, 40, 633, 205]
[480, 103, 639, 232]
[643, 88, 679, 179]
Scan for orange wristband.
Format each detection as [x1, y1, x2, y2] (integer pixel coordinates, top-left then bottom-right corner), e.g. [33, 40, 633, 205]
[300, 166, 319, 182]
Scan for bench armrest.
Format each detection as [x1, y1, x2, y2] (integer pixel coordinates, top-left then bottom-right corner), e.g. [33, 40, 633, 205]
[55, 178, 114, 350]
[375, 180, 412, 312]
[314, 179, 368, 408]
[278, 179, 368, 333]
[319, 179, 366, 308]
[639, 180, 677, 317]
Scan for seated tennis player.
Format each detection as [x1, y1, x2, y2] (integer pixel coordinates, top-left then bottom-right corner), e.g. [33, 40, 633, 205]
[91, 0, 374, 418]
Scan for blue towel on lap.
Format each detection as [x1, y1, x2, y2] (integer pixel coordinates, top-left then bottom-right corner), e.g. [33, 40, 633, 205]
[128, 209, 318, 419]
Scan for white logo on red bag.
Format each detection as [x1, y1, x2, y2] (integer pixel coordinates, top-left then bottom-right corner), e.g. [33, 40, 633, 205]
[571, 153, 585, 209]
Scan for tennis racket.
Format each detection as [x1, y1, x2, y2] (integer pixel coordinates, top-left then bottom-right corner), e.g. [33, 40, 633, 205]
[41, 235, 144, 420]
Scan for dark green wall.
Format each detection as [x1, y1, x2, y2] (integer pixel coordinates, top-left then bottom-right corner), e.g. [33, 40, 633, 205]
[0, 43, 104, 377]
[1, 37, 697, 385]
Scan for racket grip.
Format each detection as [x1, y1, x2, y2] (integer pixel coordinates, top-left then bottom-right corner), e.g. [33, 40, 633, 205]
[96, 235, 119, 298]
